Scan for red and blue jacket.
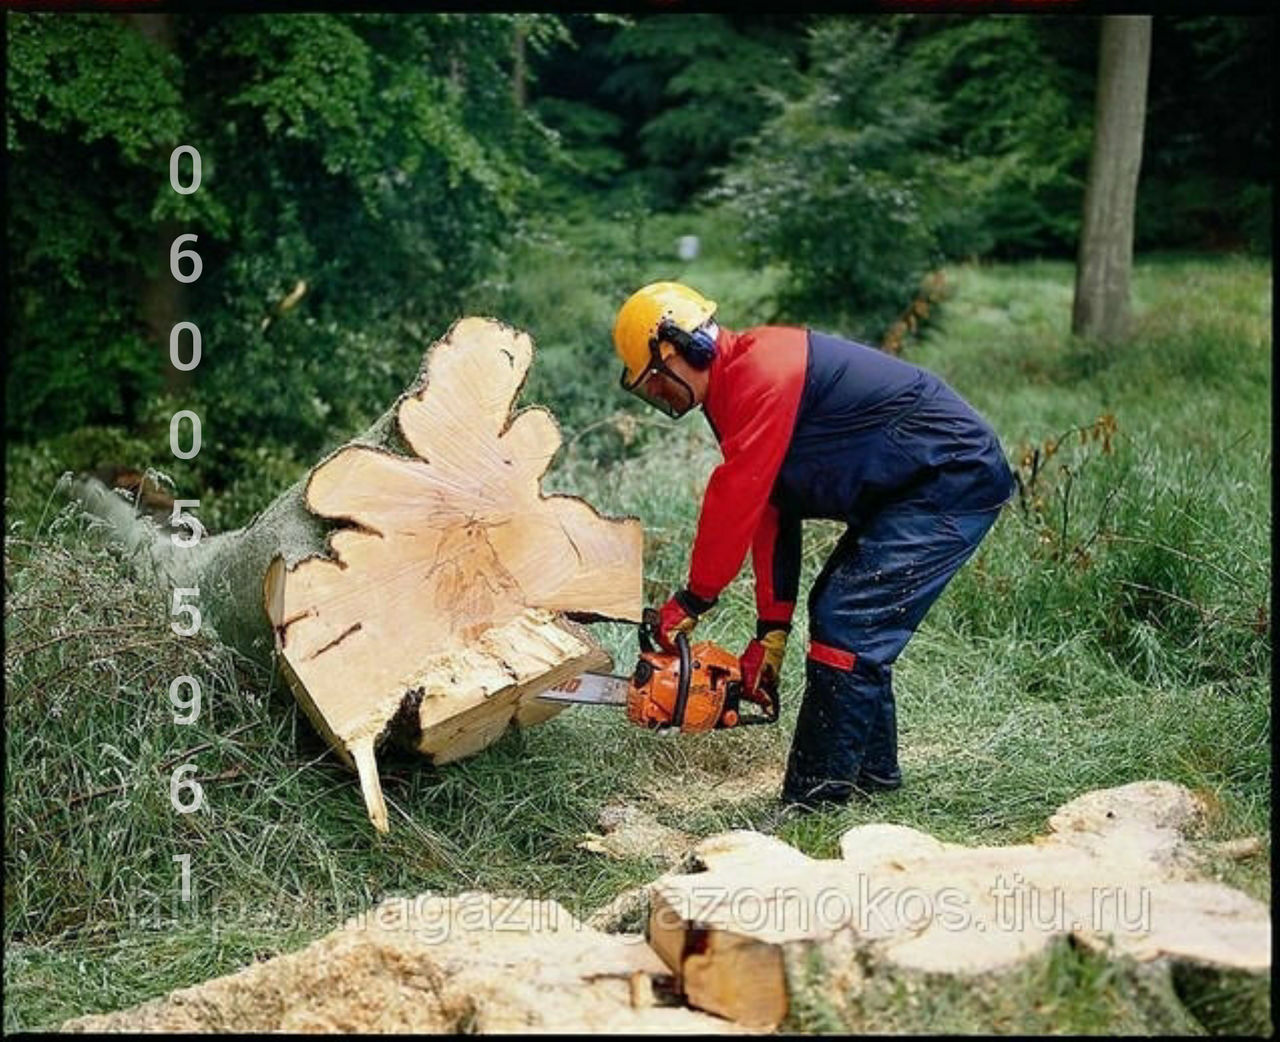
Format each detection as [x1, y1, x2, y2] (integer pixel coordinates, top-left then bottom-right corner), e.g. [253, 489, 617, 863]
[687, 326, 1016, 628]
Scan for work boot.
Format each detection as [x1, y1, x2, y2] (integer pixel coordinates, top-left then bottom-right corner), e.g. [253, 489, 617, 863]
[854, 766, 903, 794]
[782, 654, 880, 808]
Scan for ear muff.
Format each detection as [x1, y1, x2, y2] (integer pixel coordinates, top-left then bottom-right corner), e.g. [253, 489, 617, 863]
[657, 318, 717, 369]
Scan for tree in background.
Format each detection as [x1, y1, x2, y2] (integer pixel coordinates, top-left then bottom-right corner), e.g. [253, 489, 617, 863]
[5, 12, 558, 481]
[517, 13, 811, 212]
[1072, 16, 1153, 342]
[902, 15, 1097, 260]
[6, 12, 1271, 479]
[6, 14, 189, 437]
[600, 14, 808, 208]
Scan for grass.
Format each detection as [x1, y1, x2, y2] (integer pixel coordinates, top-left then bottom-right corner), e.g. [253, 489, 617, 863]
[3, 224, 1271, 1033]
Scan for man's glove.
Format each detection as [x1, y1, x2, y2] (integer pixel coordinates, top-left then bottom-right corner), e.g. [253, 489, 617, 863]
[655, 588, 716, 653]
[740, 625, 788, 721]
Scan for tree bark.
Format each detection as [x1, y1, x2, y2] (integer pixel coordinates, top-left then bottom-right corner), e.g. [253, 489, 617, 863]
[1072, 16, 1153, 342]
[72, 317, 644, 832]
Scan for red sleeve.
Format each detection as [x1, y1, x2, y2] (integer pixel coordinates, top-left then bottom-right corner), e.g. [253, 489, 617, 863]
[752, 501, 801, 626]
[686, 330, 807, 603]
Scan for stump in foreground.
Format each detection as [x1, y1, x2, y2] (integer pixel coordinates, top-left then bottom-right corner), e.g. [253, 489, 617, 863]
[643, 781, 1270, 1029]
[60, 893, 748, 1034]
[56, 782, 1269, 1034]
[73, 318, 644, 832]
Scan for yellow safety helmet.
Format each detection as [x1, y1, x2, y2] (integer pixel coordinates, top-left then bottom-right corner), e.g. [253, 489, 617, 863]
[613, 281, 717, 418]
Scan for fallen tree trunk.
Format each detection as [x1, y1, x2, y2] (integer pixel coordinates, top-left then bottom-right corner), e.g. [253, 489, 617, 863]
[72, 317, 644, 832]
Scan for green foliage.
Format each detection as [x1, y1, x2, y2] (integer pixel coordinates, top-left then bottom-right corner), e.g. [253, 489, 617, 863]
[6, 14, 190, 436]
[710, 19, 945, 338]
[602, 15, 807, 206]
[172, 15, 533, 476]
[904, 16, 1096, 258]
[1138, 16, 1273, 254]
[533, 96, 626, 191]
[6, 12, 551, 488]
[702, 13, 1269, 322]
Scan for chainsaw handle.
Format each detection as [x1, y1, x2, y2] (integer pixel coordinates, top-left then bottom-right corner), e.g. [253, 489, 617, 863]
[669, 631, 693, 730]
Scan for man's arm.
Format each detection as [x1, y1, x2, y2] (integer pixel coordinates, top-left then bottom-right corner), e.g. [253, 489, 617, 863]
[685, 340, 807, 604]
[752, 501, 802, 632]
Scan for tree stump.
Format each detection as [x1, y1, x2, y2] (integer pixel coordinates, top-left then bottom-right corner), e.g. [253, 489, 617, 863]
[72, 317, 644, 832]
[60, 893, 750, 1034]
[643, 781, 1271, 1029]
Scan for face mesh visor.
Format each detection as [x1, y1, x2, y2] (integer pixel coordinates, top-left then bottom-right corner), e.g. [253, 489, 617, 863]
[619, 361, 693, 418]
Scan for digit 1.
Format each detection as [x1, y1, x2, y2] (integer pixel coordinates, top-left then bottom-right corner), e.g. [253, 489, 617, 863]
[173, 853, 192, 902]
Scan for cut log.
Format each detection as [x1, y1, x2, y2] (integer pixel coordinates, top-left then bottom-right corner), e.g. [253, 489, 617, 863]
[643, 781, 1271, 1030]
[70, 317, 644, 832]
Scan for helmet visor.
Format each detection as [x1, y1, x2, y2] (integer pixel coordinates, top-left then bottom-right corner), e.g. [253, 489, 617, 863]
[619, 361, 695, 419]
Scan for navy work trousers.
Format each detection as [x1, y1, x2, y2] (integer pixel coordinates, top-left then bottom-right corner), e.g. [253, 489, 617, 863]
[781, 501, 1003, 806]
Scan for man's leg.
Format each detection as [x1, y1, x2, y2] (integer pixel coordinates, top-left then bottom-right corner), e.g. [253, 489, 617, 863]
[859, 663, 901, 791]
[782, 503, 1003, 807]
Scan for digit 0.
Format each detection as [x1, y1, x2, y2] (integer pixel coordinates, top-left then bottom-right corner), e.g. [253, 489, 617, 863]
[169, 145, 201, 195]
[169, 322, 201, 372]
[170, 410, 201, 460]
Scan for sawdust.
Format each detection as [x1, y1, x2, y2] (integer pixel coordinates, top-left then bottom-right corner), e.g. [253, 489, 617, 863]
[61, 893, 748, 1034]
[578, 804, 696, 865]
[645, 765, 784, 815]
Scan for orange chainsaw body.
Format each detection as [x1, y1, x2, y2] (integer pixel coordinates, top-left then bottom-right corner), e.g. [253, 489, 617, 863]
[625, 640, 745, 733]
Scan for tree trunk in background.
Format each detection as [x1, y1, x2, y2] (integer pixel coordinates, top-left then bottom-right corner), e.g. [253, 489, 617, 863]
[124, 13, 192, 403]
[1072, 16, 1153, 342]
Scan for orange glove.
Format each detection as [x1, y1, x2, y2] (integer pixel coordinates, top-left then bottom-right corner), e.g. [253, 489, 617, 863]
[740, 626, 788, 720]
[655, 589, 715, 652]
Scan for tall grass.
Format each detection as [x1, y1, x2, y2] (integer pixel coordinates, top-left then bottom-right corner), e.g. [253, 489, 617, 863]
[3, 233, 1270, 1032]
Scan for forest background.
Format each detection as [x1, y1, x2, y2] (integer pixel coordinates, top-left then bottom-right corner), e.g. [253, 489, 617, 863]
[4, 12, 1273, 1034]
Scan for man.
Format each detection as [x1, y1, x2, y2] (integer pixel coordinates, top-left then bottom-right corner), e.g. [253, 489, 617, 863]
[613, 280, 1015, 810]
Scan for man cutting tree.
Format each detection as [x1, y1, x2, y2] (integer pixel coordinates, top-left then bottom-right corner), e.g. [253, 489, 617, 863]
[613, 281, 1015, 811]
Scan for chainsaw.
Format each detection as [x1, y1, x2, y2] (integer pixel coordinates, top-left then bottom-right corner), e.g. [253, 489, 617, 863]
[536, 608, 779, 733]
